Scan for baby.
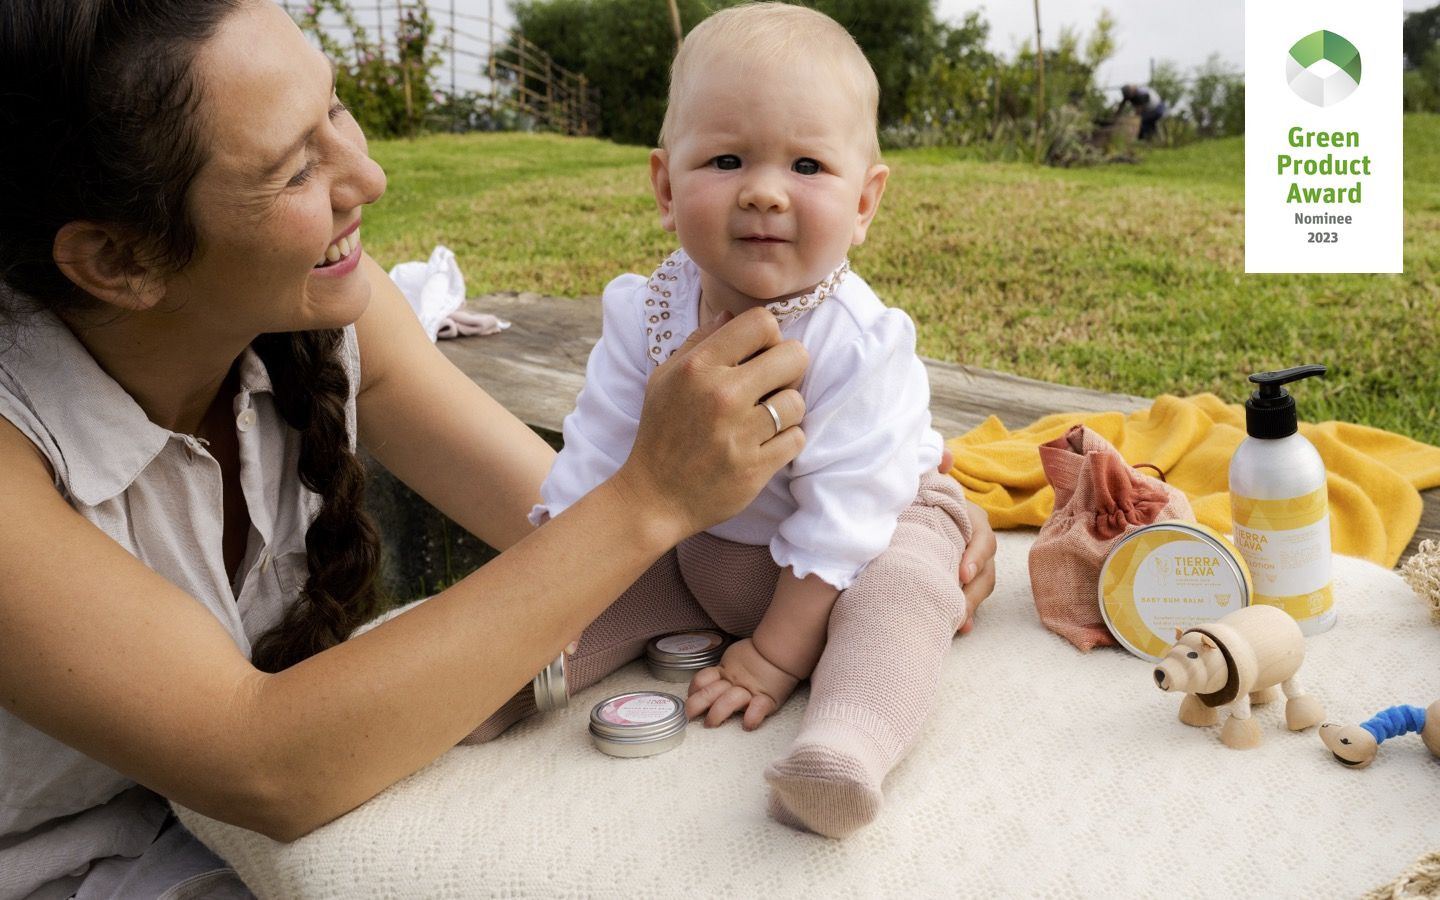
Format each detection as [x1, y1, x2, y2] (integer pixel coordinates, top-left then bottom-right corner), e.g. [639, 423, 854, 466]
[532, 2, 973, 837]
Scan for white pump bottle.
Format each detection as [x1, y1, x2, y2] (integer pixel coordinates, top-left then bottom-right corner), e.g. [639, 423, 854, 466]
[1228, 365, 1335, 635]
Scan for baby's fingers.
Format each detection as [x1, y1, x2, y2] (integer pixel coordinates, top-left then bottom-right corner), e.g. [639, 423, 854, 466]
[741, 694, 778, 731]
[705, 684, 753, 728]
[685, 667, 728, 720]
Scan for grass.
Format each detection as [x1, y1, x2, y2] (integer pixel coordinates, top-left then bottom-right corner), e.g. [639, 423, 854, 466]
[365, 117, 1440, 445]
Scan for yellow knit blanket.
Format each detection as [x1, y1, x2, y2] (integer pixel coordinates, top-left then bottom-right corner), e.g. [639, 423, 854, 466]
[946, 393, 1440, 567]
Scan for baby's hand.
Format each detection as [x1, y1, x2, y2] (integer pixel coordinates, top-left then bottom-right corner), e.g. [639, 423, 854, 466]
[684, 638, 799, 730]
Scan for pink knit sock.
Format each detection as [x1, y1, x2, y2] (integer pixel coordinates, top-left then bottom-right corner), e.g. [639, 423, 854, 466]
[765, 474, 972, 838]
[463, 549, 712, 743]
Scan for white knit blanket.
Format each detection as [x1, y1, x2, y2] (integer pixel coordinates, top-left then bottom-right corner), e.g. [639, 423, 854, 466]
[177, 532, 1440, 898]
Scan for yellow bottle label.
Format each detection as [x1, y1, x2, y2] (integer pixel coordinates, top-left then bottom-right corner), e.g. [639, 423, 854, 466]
[1231, 487, 1332, 622]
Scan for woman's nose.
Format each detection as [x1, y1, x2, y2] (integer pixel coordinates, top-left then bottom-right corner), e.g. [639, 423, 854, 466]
[331, 128, 387, 211]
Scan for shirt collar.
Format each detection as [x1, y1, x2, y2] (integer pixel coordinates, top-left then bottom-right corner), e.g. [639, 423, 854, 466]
[644, 249, 851, 366]
[1, 310, 274, 506]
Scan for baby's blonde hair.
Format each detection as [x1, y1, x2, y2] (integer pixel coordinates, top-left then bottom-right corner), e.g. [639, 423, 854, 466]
[658, 3, 881, 163]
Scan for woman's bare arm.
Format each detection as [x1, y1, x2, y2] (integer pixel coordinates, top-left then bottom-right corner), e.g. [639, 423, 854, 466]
[0, 277, 807, 841]
[353, 256, 553, 551]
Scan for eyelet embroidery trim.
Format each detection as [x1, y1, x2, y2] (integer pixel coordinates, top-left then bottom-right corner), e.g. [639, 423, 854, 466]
[644, 251, 850, 366]
[643, 252, 684, 364]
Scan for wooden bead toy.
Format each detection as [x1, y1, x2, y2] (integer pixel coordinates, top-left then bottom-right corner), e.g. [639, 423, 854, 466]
[1319, 701, 1440, 768]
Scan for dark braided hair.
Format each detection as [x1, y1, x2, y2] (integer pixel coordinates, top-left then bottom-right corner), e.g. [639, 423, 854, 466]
[249, 330, 383, 671]
[0, 0, 383, 672]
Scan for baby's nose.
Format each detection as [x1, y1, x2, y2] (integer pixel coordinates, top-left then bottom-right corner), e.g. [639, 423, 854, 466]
[738, 172, 787, 211]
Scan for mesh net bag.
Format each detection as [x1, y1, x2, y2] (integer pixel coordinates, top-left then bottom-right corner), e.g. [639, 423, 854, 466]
[1028, 424, 1195, 650]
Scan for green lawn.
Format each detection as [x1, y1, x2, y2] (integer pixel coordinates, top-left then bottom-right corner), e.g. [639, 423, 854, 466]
[365, 117, 1440, 445]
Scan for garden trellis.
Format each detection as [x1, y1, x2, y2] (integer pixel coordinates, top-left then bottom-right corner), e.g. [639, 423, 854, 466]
[279, 0, 600, 136]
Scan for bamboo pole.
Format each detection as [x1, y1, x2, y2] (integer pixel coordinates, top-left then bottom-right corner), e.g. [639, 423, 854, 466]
[1033, 0, 1045, 164]
[667, 0, 683, 54]
[488, 0, 497, 119]
[449, 0, 457, 131]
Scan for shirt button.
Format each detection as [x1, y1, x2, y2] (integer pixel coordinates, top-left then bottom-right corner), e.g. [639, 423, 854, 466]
[236, 408, 258, 432]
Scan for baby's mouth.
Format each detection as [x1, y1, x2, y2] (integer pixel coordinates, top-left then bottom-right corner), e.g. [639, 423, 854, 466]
[315, 227, 361, 268]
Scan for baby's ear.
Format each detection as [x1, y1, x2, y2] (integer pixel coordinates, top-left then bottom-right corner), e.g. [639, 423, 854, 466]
[851, 163, 889, 246]
[649, 149, 677, 233]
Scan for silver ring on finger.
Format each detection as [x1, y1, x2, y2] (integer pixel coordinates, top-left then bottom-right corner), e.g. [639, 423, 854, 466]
[759, 399, 783, 436]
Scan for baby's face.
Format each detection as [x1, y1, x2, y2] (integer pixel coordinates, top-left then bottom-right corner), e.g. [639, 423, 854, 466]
[654, 58, 885, 311]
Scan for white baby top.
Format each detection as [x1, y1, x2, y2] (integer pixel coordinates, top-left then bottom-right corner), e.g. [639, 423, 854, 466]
[532, 250, 943, 589]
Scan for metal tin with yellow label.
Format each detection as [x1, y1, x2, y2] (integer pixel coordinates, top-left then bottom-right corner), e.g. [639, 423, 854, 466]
[1099, 521, 1253, 662]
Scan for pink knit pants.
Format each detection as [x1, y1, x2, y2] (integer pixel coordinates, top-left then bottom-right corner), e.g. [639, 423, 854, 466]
[468, 472, 973, 765]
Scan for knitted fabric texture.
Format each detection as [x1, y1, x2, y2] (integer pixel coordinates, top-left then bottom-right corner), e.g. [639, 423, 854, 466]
[1028, 424, 1193, 651]
[463, 548, 715, 743]
[947, 393, 1440, 567]
[176, 535, 1440, 898]
[469, 475, 970, 839]
[767, 474, 972, 837]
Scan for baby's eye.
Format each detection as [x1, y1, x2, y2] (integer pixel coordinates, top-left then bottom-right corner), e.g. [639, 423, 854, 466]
[711, 155, 741, 170]
[329, 97, 349, 119]
[793, 158, 822, 175]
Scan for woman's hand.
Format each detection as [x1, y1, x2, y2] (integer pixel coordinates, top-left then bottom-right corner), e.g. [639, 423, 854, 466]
[938, 447, 996, 635]
[685, 638, 800, 730]
[614, 307, 808, 539]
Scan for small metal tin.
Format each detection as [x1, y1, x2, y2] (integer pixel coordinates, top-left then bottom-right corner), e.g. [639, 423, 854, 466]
[1099, 521, 1253, 662]
[532, 653, 567, 712]
[589, 691, 688, 758]
[645, 630, 727, 682]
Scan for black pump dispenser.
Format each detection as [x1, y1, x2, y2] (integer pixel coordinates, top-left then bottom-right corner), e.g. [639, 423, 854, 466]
[1245, 364, 1326, 439]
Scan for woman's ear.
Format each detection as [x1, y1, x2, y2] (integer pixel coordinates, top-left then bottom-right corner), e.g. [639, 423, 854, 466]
[51, 221, 168, 311]
[851, 163, 890, 246]
[650, 149, 677, 233]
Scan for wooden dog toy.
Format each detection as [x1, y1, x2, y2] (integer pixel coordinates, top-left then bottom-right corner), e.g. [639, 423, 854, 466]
[1319, 701, 1440, 768]
[1152, 604, 1325, 749]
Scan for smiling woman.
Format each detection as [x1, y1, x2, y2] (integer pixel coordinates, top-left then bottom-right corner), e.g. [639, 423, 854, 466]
[0, 0, 867, 895]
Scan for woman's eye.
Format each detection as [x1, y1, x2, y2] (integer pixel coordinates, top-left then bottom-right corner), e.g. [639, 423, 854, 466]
[711, 155, 741, 170]
[329, 98, 348, 119]
[793, 158, 822, 175]
[288, 160, 315, 187]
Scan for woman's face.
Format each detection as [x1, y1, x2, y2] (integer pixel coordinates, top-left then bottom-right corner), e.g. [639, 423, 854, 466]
[167, 0, 387, 338]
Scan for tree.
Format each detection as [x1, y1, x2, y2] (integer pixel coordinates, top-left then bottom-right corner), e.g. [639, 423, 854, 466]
[509, 0, 945, 145]
[1403, 3, 1440, 111]
[1403, 3, 1440, 68]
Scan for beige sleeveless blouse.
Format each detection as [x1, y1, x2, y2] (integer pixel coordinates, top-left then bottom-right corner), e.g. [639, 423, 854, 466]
[0, 312, 359, 899]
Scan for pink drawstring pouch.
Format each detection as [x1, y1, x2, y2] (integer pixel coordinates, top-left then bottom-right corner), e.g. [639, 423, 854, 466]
[1027, 424, 1195, 651]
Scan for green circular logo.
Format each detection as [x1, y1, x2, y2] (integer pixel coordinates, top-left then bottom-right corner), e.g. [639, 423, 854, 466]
[1287, 30, 1362, 107]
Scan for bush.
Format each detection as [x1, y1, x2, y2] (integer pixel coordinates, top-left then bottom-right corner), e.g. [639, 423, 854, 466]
[1187, 55, 1244, 137]
[297, 0, 443, 139]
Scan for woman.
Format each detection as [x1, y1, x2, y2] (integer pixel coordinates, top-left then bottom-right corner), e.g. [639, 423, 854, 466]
[0, 1, 997, 896]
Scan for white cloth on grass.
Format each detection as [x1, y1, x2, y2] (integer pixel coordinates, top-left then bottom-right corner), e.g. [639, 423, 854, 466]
[387, 245, 509, 342]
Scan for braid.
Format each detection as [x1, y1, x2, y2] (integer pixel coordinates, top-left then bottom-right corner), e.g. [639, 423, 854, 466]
[249, 329, 382, 673]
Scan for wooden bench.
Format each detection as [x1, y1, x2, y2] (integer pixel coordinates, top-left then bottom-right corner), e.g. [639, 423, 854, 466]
[365, 292, 1438, 597]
